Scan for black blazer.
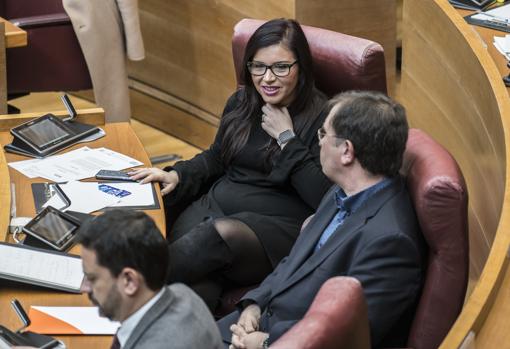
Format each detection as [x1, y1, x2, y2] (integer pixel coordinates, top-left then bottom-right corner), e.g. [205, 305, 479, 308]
[219, 176, 426, 348]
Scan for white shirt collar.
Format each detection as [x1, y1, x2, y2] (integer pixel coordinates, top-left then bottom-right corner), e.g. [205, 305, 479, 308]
[117, 288, 165, 347]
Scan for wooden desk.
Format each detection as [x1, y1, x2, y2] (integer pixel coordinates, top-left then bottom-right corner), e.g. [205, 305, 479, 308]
[0, 17, 28, 114]
[400, 0, 510, 347]
[0, 122, 165, 349]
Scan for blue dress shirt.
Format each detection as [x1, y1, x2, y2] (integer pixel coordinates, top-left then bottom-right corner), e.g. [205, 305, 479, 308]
[314, 178, 394, 251]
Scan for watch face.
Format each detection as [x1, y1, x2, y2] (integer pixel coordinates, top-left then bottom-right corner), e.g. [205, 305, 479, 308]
[278, 130, 296, 146]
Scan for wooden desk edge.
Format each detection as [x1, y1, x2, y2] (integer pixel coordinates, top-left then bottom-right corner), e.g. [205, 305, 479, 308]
[1, 17, 27, 48]
[0, 108, 106, 131]
[0, 145, 11, 242]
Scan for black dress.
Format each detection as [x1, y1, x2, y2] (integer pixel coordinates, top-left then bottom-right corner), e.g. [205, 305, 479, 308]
[164, 88, 332, 266]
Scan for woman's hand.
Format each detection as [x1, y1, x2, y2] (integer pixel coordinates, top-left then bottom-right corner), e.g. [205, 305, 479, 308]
[128, 168, 179, 195]
[261, 104, 294, 140]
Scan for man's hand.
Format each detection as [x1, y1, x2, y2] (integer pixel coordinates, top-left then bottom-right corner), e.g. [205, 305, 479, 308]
[229, 327, 269, 349]
[242, 331, 269, 349]
[229, 304, 263, 349]
[261, 104, 294, 140]
[128, 168, 179, 195]
[237, 304, 261, 333]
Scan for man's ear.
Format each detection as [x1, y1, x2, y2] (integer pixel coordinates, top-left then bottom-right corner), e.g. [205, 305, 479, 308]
[118, 267, 141, 296]
[339, 139, 355, 165]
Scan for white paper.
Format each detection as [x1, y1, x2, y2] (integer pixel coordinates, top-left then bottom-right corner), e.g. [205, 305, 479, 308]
[77, 127, 105, 143]
[108, 182, 156, 207]
[493, 35, 510, 59]
[60, 181, 120, 214]
[31, 306, 120, 334]
[0, 244, 84, 291]
[8, 146, 143, 181]
[472, 4, 510, 21]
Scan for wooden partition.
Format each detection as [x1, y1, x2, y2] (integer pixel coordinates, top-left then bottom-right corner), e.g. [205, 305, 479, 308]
[0, 144, 10, 240]
[401, 0, 510, 347]
[127, 0, 396, 148]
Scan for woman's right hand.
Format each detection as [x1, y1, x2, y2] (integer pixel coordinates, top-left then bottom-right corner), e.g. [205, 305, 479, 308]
[128, 168, 179, 195]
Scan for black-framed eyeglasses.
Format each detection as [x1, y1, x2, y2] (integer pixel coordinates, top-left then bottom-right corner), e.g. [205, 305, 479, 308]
[247, 61, 298, 77]
[317, 127, 345, 142]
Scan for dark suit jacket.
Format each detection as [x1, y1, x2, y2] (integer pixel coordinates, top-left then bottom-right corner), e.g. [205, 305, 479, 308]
[218, 176, 426, 348]
[124, 284, 223, 349]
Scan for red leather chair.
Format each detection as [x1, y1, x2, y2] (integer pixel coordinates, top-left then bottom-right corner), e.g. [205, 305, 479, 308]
[270, 277, 371, 349]
[216, 18, 388, 318]
[219, 129, 469, 348]
[1, 0, 91, 98]
[399, 128, 469, 349]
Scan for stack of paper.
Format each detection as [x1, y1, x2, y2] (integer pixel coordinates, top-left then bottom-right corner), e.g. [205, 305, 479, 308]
[0, 242, 84, 293]
[494, 34, 510, 59]
[8, 147, 143, 182]
[43, 181, 156, 214]
[27, 306, 120, 335]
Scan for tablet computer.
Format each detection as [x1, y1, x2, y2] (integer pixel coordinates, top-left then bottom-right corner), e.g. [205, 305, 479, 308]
[22, 206, 81, 251]
[11, 114, 76, 154]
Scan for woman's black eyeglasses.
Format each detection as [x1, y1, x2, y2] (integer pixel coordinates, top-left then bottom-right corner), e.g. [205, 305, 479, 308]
[247, 61, 298, 77]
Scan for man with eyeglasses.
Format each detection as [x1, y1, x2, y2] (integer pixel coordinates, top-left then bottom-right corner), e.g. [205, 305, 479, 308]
[219, 90, 426, 349]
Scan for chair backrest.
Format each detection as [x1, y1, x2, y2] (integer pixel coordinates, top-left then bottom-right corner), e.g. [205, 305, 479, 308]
[270, 276, 371, 349]
[401, 129, 469, 349]
[232, 19, 387, 97]
[2, 0, 91, 96]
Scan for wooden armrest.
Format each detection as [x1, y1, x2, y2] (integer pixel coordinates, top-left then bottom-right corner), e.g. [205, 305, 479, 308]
[0, 107, 105, 131]
[10, 13, 71, 29]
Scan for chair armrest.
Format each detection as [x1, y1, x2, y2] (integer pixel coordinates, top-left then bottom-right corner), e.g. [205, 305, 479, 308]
[0, 107, 105, 131]
[10, 13, 70, 29]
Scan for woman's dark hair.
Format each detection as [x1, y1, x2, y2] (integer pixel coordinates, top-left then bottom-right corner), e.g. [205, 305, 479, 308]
[221, 18, 319, 165]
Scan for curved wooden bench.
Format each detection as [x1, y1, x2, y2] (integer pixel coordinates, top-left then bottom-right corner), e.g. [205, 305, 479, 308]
[401, 0, 510, 347]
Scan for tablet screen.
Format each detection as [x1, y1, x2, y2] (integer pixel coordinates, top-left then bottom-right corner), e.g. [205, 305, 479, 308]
[28, 211, 78, 246]
[18, 118, 71, 148]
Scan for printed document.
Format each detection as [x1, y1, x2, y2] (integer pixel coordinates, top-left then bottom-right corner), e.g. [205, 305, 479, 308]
[0, 243, 84, 292]
[8, 147, 143, 181]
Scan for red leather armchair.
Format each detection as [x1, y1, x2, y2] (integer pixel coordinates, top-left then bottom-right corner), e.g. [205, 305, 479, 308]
[399, 129, 469, 349]
[1, 0, 91, 97]
[219, 129, 469, 348]
[270, 277, 371, 349]
[216, 18, 388, 318]
[231, 18, 387, 96]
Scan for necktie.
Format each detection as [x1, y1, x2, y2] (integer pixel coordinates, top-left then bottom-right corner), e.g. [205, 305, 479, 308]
[110, 334, 121, 349]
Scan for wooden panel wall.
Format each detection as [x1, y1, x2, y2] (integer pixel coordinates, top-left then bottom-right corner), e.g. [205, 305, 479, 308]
[128, 0, 396, 149]
[295, 0, 396, 94]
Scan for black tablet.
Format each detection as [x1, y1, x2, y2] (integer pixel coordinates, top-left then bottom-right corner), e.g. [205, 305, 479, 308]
[22, 206, 81, 251]
[10, 114, 75, 154]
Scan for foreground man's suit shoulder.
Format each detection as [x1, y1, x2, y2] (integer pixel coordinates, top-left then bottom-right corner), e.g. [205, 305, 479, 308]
[124, 283, 223, 349]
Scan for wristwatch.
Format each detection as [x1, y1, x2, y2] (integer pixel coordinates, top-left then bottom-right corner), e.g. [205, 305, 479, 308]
[277, 129, 296, 147]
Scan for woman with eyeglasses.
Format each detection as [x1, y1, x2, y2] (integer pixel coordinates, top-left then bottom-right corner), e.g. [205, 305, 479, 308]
[130, 18, 332, 310]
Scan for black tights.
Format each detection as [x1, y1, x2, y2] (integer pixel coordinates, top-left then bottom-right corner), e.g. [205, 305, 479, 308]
[166, 218, 273, 310]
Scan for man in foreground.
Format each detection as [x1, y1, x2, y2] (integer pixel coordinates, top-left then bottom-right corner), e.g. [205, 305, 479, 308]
[219, 90, 426, 349]
[78, 209, 223, 349]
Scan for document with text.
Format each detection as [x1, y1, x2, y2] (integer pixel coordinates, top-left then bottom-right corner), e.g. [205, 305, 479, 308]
[0, 242, 84, 293]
